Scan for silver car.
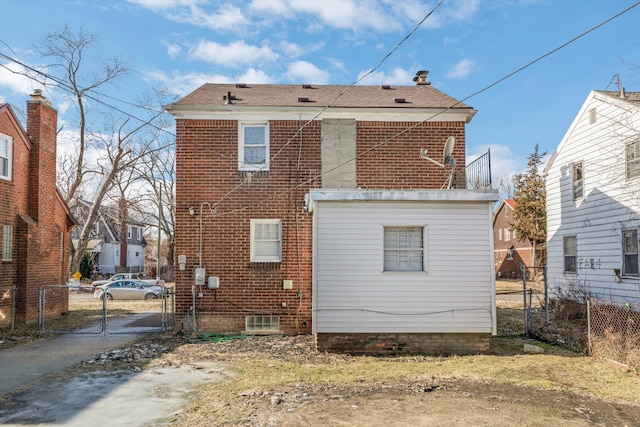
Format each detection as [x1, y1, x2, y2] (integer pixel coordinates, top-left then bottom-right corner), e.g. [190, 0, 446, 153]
[93, 279, 165, 300]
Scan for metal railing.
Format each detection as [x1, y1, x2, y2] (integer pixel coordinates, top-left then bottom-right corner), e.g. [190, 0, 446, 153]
[463, 148, 492, 189]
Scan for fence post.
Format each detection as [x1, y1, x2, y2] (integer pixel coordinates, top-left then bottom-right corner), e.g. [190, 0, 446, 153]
[522, 263, 528, 338]
[11, 284, 17, 331]
[587, 299, 591, 357]
[543, 264, 549, 327]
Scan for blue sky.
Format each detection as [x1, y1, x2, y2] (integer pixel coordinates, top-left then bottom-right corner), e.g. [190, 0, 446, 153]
[1, 0, 639, 180]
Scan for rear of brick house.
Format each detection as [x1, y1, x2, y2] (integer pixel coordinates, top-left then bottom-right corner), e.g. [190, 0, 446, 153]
[0, 91, 76, 325]
[166, 75, 497, 353]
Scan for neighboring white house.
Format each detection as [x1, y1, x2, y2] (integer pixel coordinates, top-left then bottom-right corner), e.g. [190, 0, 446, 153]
[71, 200, 147, 275]
[545, 89, 640, 303]
[310, 189, 498, 354]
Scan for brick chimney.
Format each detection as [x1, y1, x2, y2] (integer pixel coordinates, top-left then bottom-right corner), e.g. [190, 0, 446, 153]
[413, 70, 430, 85]
[26, 89, 58, 222]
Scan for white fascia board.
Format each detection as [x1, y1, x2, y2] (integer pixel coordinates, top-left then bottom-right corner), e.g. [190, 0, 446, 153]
[309, 189, 499, 203]
[165, 105, 476, 123]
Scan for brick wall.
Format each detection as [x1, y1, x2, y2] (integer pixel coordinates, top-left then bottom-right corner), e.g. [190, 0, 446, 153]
[316, 333, 490, 355]
[175, 118, 467, 336]
[0, 97, 70, 323]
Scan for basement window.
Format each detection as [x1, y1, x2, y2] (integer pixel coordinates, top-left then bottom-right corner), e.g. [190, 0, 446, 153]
[245, 315, 280, 332]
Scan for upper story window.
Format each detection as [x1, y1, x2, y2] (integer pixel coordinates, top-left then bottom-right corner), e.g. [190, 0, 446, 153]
[239, 122, 269, 171]
[127, 225, 132, 240]
[626, 140, 640, 180]
[137, 227, 141, 240]
[0, 133, 12, 181]
[383, 226, 425, 272]
[573, 161, 583, 200]
[504, 228, 511, 241]
[250, 219, 281, 262]
[498, 229, 502, 240]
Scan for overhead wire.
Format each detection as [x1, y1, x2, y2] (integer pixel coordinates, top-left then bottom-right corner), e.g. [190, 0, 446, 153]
[206, 1, 640, 218]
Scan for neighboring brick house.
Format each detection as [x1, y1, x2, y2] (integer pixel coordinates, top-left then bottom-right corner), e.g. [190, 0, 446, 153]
[0, 91, 76, 324]
[70, 199, 148, 276]
[493, 199, 539, 279]
[166, 74, 497, 354]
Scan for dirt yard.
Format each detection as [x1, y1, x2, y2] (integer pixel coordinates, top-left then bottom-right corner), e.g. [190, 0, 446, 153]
[154, 334, 640, 426]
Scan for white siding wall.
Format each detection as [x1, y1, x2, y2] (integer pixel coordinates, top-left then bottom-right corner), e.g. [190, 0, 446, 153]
[312, 199, 496, 333]
[546, 91, 640, 302]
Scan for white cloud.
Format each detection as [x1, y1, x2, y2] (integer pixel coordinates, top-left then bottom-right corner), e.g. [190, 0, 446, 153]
[146, 69, 233, 98]
[252, 0, 404, 31]
[189, 40, 279, 67]
[129, 0, 250, 31]
[355, 67, 413, 85]
[165, 43, 182, 60]
[285, 61, 329, 84]
[446, 58, 476, 79]
[237, 68, 273, 84]
[0, 61, 45, 99]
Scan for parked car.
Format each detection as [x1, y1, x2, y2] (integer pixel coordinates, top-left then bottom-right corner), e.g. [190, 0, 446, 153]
[93, 279, 166, 300]
[91, 273, 165, 287]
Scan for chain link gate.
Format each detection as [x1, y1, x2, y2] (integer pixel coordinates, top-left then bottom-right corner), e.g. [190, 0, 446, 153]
[496, 264, 547, 337]
[39, 284, 174, 334]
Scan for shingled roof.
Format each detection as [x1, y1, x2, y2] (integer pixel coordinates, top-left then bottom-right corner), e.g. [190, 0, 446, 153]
[168, 83, 472, 110]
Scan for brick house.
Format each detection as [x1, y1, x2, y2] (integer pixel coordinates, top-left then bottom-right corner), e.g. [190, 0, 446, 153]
[166, 74, 497, 354]
[0, 91, 76, 324]
[493, 199, 540, 279]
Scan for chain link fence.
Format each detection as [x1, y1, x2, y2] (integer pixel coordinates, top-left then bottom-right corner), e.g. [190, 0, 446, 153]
[588, 299, 640, 368]
[0, 285, 17, 330]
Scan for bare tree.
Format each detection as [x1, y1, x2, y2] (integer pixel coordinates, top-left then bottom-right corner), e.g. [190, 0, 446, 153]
[32, 25, 132, 205]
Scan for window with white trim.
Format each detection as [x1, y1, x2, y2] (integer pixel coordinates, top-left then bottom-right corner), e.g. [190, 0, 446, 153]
[573, 161, 583, 200]
[0, 133, 12, 181]
[137, 227, 141, 240]
[563, 235, 577, 273]
[627, 140, 640, 180]
[622, 229, 638, 277]
[2, 225, 13, 261]
[384, 226, 424, 272]
[498, 228, 502, 240]
[239, 122, 269, 171]
[250, 219, 281, 262]
[127, 225, 132, 240]
[504, 228, 511, 241]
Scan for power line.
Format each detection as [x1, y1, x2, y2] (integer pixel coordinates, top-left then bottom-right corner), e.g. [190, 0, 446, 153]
[209, 1, 640, 218]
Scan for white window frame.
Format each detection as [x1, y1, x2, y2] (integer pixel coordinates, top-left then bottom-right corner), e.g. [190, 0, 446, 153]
[383, 226, 426, 272]
[498, 228, 502, 240]
[622, 229, 639, 277]
[2, 225, 13, 261]
[127, 225, 132, 240]
[137, 227, 141, 240]
[573, 161, 584, 200]
[0, 133, 12, 181]
[239, 122, 269, 171]
[250, 219, 281, 262]
[627, 140, 640, 180]
[504, 228, 511, 241]
[563, 235, 577, 273]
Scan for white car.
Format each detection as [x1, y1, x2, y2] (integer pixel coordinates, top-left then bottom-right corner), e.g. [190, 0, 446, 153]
[93, 279, 165, 300]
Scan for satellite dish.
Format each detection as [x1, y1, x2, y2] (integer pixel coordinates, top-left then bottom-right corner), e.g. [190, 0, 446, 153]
[419, 136, 457, 189]
[443, 136, 455, 165]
